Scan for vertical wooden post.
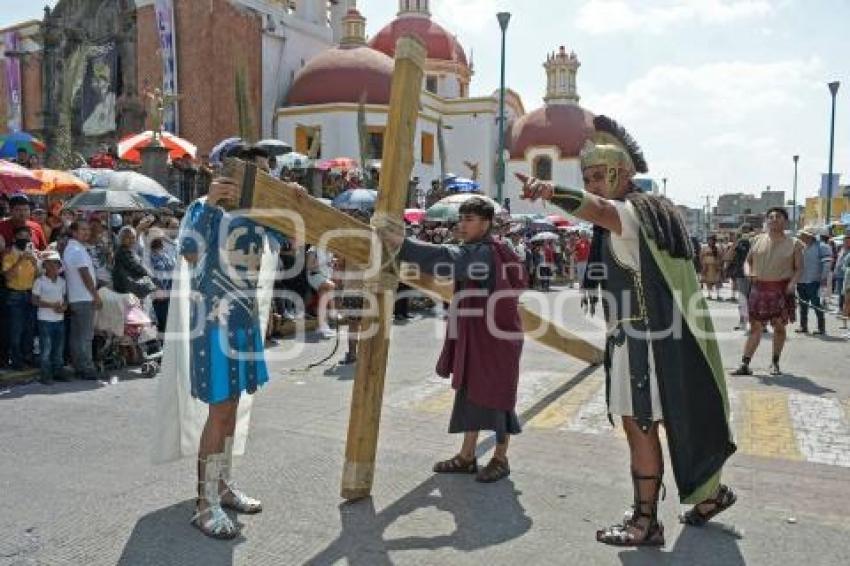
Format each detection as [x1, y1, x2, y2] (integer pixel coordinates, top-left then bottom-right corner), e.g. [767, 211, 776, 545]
[341, 36, 426, 500]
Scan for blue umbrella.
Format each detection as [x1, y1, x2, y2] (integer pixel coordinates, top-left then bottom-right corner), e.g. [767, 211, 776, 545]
[0, 132, 46, 159]
[332, 188, 378, 212]
[209, 137, 243, 165]
[445, 177, 480, 193]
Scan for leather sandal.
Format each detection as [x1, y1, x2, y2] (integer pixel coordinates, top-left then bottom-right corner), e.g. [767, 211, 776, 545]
[475, 457, 510, 483]
[680, 484, 737, 526]
[433, 454, 477, 474]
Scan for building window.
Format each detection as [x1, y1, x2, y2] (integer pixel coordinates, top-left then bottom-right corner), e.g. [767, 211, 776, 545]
[426, 75, 438, 94]
[296, 125, 321, 158]
[533, 156, 552, 181]
[421, 132, 434, 164]
[367, 128, 385, 160]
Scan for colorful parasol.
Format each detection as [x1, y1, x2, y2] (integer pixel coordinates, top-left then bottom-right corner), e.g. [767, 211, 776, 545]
[404, 208, 427, 224]
[117, 131, 197, 163]
[0, 159, 41, 194]
[316, 157, 359, 172]
[28, 169, 89, 195]
[546, 214, 572, 228]
[0, 132, 46, 159]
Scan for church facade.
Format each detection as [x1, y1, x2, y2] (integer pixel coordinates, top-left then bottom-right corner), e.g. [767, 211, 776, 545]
[277, 0, 601, 214]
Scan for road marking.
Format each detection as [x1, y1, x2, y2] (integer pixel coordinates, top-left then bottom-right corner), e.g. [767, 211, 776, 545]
[566, 384, 614, 436]
[788, 394, 850, 468]
[735, 391, 803, 461]
[527, 374, 604, 429]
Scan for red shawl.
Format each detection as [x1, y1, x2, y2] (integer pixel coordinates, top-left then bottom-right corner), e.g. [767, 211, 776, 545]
[435, 239, 528, 411]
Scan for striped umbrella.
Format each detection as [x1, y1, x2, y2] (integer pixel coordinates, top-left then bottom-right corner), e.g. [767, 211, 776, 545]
[0, 132, 46, 159]
[117, 131, 197, 163]
[0, 159, 40, 194]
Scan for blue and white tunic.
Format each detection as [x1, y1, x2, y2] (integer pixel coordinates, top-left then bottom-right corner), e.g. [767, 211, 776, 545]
[179, 201, 281, 404]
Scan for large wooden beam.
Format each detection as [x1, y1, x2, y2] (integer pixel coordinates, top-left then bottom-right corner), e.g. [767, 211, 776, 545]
[341, 36, 427, 500]
[227, 158, 375, 267]
[228, 160, 603, 366]
[402, 269, 603, 365]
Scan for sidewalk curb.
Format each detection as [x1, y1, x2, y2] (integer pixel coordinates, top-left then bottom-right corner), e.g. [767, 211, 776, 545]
[0, 369, 39, 387]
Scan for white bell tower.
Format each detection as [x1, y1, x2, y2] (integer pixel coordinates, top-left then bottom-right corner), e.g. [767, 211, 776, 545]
[543, 46, 580, 105]
[331, 0, 359, 43]
[398, 0, 431, 18]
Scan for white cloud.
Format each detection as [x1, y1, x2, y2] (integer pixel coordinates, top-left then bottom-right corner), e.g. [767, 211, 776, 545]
[576, 0, 773, 34]
[586, 58, 826, 204]
[430, 0, 512, 35]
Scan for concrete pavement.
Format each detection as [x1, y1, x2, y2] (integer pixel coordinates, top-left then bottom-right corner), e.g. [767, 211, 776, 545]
[1, 286, 849, 565]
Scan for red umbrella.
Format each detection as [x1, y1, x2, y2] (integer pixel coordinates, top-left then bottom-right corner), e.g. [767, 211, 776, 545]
[0, 159, 41, 194]
[404, 208, 427, 224]
[546, 214, 572, 227]
[316, 157, 358, 171]
[117, 131, 197, 163]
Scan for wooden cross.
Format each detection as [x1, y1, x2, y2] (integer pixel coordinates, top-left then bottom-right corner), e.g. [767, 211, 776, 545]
[224, 36, 603, 501]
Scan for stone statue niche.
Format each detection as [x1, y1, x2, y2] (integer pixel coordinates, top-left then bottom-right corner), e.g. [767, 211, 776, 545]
[43, 0, 143, 163]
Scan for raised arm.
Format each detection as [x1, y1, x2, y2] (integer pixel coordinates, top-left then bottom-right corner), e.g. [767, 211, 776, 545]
[398, 238, 491, 283]
[515, 173, 623, 235]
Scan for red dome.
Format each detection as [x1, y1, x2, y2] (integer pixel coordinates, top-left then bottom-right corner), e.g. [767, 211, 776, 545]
[287, 46, 394, 106]
[369, 17, 468, 66]
[509, 104, 595, 159]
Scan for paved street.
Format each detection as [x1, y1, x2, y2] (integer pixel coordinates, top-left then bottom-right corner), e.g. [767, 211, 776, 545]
[2, 286, 849, 565]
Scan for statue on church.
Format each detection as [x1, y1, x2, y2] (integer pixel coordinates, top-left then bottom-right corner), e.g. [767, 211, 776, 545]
[144, 86, 180, 140]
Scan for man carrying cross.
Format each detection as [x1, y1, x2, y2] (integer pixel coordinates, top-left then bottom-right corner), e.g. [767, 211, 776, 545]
[519, 116, 737, 546]
[153, 143, 303, 540]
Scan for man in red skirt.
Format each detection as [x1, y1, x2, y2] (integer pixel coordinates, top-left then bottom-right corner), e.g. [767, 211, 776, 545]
[732, 207, 803, 376]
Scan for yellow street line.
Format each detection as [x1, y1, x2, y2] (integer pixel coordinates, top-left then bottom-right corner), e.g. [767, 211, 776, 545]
[415, 389, 456, 414]
[736, 390, 803, 461]
[527, 375, 604, 429]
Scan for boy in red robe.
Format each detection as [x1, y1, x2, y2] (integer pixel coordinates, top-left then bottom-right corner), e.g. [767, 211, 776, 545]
[379, 197, 527, 482]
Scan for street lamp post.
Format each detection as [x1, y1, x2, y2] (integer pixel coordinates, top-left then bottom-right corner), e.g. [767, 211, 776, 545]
[792, 155, 799, 232]
[826, 81, 840, 227]
[662, 177, 667, 196]
[496, 12, 511, 206]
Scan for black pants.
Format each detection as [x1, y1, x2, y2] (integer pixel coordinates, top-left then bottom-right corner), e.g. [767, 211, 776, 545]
[394, 283, 411, 317]
[797, 282, 825, 332]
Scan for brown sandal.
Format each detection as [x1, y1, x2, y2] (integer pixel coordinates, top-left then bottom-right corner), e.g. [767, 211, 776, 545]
[475, 457, 511, 483]
[680, 484, 737, 526]
[433, 454, 478, 474]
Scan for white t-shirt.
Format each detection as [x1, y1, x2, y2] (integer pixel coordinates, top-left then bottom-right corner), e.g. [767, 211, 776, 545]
[63, 239, 96, 303]
[32, 275, 67, 322]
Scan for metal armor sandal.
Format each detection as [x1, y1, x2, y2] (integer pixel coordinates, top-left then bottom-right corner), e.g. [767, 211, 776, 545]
[596, 471, 666, 547]
[220, 437, 263, 514]
[191, 454, 240, 540]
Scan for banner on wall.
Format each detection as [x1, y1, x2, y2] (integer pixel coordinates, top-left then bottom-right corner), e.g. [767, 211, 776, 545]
[3, 31, 23, 132]
[154, 0, 179, 133]
[80, 43, 118, 136]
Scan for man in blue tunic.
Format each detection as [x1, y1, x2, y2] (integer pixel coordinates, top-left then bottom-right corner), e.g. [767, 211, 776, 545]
[175, 144, 292, 539]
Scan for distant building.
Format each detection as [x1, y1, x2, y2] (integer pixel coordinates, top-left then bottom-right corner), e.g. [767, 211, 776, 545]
[677, 205, 704, 240]
[715, 188, 785, 216]
[633, 177, 660, 195]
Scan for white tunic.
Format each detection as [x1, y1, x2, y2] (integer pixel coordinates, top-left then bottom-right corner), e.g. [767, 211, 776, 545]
[606, 201, 664, 422]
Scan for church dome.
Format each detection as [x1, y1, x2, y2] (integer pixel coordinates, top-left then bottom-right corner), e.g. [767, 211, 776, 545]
[286, 47, 394, 106]
[509, 104, 595, 159]
[369, 17, 468, 67]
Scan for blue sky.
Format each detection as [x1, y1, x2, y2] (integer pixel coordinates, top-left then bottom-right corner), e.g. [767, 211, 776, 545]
[3, 0, 849, 207]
